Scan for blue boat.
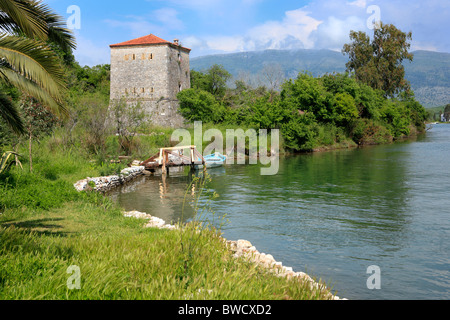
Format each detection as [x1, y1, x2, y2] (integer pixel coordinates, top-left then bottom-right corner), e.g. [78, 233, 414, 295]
[203, 153, 227, 168]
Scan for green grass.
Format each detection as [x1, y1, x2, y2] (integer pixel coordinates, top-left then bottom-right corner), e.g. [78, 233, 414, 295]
[0, 202, 333, 300]
[0, 139, 335, 300]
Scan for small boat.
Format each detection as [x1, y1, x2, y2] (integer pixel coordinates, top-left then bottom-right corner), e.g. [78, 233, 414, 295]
[204, 153, 227, 168]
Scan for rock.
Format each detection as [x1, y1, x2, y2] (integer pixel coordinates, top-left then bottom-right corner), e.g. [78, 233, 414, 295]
[74, 179, 88, 191]
[283, 266, 293, 273]
[237, 240, 252, 250]
[274, 262, 283, 269]
[131, 160, 142, 166]
[74, 166, 145, 193]
[124, 211, 152, 220]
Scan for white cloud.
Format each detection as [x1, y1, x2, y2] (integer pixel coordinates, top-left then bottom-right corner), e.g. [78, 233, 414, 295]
[151, 0, 226, 11]
[93, 0, 450, 61]
[347, 0, 368, 8]
[183, 36, 207, 50]
[152, 7, 184, 31]
[248, 9, 323, 50]
[206, 36, 246, 52]
[195, 8, 323, 55]
[104, 7, 184, 38]
[411, 42, 439, 52]
[105, 18, 158, 38]
[313, 15, 366, 51]
[73, 32, 110, 66]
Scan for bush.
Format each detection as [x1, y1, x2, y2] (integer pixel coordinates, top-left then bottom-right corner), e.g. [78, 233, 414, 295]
[380, 101, 411, 137]
[334, 92, 359, 128]
[351, 118, 393, 145]
[177, 89, 226, 123]
[280, 114, 319, 151]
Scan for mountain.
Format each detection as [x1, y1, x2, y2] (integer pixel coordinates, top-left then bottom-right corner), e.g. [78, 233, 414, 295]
[190, 49, 450, 108]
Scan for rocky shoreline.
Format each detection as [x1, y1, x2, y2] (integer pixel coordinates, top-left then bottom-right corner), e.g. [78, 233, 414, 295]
[74, 166, 145, 192]
[124, 210, 346, 301]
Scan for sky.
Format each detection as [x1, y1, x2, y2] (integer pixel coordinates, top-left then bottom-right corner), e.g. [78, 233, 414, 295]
[45, 0, 450, 66]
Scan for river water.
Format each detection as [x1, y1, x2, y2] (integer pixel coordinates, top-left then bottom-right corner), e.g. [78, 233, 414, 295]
[109, 124, 450, 300]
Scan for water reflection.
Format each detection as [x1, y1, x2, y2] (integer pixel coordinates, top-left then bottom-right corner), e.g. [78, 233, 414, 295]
[109, 171, 198, 224]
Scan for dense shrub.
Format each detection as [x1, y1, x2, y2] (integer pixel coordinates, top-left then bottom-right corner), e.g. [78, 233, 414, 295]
[177, 89, 226, 123]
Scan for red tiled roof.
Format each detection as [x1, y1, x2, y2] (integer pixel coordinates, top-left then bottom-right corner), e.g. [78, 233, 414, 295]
[110, 34, 191, 51]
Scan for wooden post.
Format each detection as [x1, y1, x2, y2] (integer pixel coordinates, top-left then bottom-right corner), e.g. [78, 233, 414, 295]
[162, 150, 167, 175]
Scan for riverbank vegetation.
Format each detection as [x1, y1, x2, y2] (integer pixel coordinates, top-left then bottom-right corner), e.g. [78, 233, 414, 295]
[0, 144, 334, 299]
[0, 2, 426, 300]
[179, 23, 427, 152]
[0, 132, 336, 299]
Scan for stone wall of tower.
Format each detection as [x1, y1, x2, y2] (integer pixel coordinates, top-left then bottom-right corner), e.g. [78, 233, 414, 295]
[110, 43, 190, 128]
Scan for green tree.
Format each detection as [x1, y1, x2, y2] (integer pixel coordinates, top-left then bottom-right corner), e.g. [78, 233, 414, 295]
[191, 65, 232, 97]
[444, 104, 450, 115]
[190, 70, 210, 92]
[0, 0, 76, 133]
[177, 88, 225, 123]
[110, 98, 150, 156]
[280, 73, 335, 123]
[20, 95, 58, 172]
[342, 23, 413, 97]
[206, 64, 231, 97]
[334, 92, 359, 128]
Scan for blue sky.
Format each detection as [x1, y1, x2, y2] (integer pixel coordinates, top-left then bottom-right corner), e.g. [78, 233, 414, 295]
[46, 0, 450, 66]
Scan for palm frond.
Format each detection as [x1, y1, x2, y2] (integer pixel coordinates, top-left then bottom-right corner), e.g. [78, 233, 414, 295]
[0, 0, 47, 40]
[15, 0, 76, 51]
[0, 90, 24, 134]
[0, 0, 75, 123]
[41, 10, 77, 51]
[0, 67, 67, 117]
[0, 34, 67, 100]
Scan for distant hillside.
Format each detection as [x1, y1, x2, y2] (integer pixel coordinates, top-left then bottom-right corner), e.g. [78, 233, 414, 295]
[191, 49, 450, 107]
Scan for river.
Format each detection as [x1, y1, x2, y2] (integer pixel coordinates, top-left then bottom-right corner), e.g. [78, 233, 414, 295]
[108, 124, 450, 300]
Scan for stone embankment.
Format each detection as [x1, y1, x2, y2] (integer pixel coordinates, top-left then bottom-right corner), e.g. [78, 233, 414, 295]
[124, 210, 345, 301]
[124, 210, 178, 230]
[74, 166, 145, 192]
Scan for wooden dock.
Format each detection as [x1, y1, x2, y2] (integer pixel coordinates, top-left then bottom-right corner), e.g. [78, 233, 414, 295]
[139, 146, 206, 175]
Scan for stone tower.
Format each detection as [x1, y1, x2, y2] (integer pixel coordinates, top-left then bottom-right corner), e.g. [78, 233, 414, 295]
[110, 34, 191, 127]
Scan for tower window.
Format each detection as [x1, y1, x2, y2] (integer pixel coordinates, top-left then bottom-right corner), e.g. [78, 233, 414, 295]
[141, 88, 145, 93]
[149, 53, 153, 60]
[132, 54, 136, 60]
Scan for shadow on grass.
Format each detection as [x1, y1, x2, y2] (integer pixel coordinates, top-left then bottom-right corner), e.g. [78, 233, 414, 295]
[1, 218, 73, 237]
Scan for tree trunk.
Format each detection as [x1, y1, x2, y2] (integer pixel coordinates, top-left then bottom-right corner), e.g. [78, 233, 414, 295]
[29, 131, 33, 173]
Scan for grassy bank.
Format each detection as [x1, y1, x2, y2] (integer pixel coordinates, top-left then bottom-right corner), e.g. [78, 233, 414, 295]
[0, 139, 335, 300]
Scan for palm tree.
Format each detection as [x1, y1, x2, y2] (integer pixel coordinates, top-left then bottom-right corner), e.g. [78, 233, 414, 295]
[0, 0, 76, 134]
